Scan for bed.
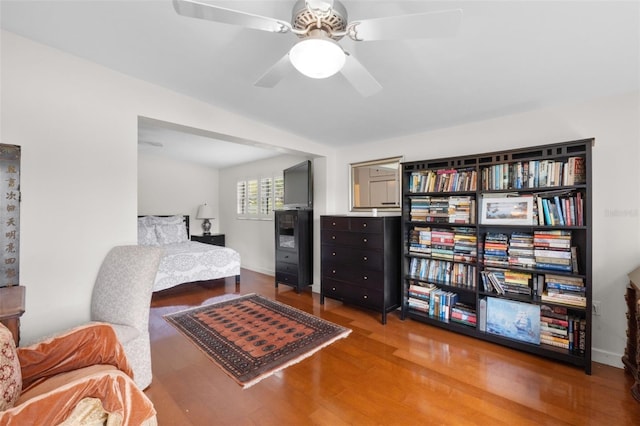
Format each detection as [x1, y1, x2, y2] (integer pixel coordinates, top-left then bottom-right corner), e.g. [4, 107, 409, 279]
[137, 215, 241, 292]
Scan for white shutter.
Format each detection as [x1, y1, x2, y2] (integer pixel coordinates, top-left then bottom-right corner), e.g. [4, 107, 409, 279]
[247, 179, 259, 215]
[236, 181, 246, 215]
[260, 177, 273, 215]
[274, 176, 284, 211]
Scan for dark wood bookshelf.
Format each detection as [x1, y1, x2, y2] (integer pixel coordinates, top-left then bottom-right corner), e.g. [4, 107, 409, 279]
[401, 139, 593, 374]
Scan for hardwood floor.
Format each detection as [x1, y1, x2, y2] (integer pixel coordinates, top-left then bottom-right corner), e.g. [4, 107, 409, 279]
[145, 269, 640, 425]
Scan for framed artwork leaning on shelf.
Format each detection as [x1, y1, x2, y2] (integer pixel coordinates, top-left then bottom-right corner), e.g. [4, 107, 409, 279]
[486, 297, 541, 345]
[480, 195, 533, 225]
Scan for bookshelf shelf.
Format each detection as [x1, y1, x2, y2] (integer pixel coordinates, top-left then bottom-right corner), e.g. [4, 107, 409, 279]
[401, 139, 593, 374]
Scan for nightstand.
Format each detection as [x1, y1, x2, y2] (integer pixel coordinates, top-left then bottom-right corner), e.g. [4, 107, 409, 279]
[191, 233, 225, 247]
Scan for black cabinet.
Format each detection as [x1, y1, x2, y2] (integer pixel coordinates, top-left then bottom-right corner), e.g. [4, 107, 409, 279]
[320, 215, 401, 324]
[191, 233, 225, 247]
[275, 209, 313, 293]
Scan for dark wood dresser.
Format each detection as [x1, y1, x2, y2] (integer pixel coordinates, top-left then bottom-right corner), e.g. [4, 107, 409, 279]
[624, 266, 640, 402]
[320, 215, 400, 324]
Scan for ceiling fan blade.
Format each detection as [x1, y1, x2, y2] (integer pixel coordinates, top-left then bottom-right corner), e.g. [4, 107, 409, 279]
[254, 53, 294, 88]
[348, 9, 463, 41]
[173, 0, 292, 34]
[340, 53, 382, 97]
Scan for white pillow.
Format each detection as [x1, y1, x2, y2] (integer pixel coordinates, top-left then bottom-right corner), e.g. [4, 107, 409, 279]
[147, 215, 183, 225]
[137, 221, 159, 246]
[155, 222, 188, 244]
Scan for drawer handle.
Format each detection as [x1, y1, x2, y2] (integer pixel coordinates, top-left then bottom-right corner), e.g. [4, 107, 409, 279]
[332, 235, 336, 240]
[332, 222, 336, 226]
[332, 287, 336, 291]
[363, 238, 367, 243]
[363, 295, 368, 299]
[363, 223, 367, 228]
[363, 276, 368, 280]
[363, 256, 368, 261]
[332, 269, 336, 274]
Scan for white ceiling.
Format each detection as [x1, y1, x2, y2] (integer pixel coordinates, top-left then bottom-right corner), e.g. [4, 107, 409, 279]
[2, 1, 639, 167]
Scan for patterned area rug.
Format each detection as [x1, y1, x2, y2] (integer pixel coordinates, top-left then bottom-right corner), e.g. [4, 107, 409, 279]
[164, 293, 351, 388]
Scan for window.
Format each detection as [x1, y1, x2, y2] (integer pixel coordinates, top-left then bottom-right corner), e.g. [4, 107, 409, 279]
[237, 175, 283, 219]
[260, 177, 273, 215]
[274, 176, 284, 210]
[246, 179, 258, 215]
[236, 181, 246, 215]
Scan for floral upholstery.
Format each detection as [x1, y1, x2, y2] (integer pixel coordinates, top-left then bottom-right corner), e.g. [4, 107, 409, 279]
[90, 245, 163, 390]
[0, 323, 21, 411]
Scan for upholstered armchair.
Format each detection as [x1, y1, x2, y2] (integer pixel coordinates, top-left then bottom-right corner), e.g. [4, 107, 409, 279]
[0, 322, 157, 425]
[90, 245, 163, 390]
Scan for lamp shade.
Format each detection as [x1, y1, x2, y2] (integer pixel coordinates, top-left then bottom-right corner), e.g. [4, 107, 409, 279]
[289, 34, 346, 79]
[196, 203, 215, 219]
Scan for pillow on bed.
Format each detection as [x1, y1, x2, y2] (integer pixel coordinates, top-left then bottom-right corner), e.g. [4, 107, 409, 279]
[147, 215, 184, 226]
[137, 221, 159, 246]
[155, 222, 188, 244]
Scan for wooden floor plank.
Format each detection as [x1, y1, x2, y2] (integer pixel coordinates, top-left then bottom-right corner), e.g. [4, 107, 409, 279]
[146, 269, 640, 425]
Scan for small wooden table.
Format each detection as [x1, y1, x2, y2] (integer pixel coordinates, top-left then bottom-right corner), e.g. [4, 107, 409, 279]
[624, 267, 640, 402]
[0, 286, 26, 346]
[191, 233, 225, 247]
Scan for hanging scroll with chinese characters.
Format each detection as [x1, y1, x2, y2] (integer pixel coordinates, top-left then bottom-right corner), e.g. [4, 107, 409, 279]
[0, 144, 20, 287]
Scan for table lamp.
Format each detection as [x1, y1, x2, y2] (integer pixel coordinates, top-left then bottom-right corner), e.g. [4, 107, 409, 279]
[196, 203, 215, 235]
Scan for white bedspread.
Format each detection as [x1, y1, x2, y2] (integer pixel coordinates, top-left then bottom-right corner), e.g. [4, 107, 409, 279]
[153, 241, 241, 292]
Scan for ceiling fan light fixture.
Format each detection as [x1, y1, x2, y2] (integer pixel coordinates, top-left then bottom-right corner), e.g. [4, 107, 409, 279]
[289, 35, 345, 79]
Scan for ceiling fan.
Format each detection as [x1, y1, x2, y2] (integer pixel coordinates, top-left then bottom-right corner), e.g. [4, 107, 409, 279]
[172, 0, 462, 97]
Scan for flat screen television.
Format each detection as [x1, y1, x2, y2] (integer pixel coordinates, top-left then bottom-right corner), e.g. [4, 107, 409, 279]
[283, 160, 312, 209]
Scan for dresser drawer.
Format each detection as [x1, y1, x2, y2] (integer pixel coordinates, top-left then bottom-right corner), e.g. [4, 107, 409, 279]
[321, 245, 383, 270]
[276, 261, 298, 276]
[322, 263, 382, 289]
[322, 279, 383, 308]
[349, 217, 383, 234]
[321, 216, 350, 230]
[321, 229, 383, 249]
[276, 270, 298, 285]
[276, 250, 297, 264]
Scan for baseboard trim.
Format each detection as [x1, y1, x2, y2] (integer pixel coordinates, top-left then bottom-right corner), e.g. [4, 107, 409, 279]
[592, 348, 624, 369]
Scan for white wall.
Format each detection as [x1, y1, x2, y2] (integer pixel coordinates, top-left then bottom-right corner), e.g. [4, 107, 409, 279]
[330, 91, 640, 367]
[1, 31, 330, 343]
[138, 152, 220, 234]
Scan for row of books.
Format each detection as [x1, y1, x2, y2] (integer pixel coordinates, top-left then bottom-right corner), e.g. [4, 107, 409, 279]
[541, 274, 586, 307]
[481, 269, 533, 296]
[533, 230, 578, 273]
[408, 167, 478, 193]
[535, 192, 584, 226]
[410, 293, 586, 351]
[480, 269, 585, 304]
[407, 283, 461, 322]
[410, 196, 476, 224]
[540, 304, 586, 352]
[480, 156, 585, 191]
[408, 226, 478, 262]
[408, 257, 477, 289]
[482, 231, 578, 273]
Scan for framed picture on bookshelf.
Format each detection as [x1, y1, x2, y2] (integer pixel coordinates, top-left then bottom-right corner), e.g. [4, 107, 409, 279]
[486, 297, 541, 344]
[480, 196, 533, 225]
